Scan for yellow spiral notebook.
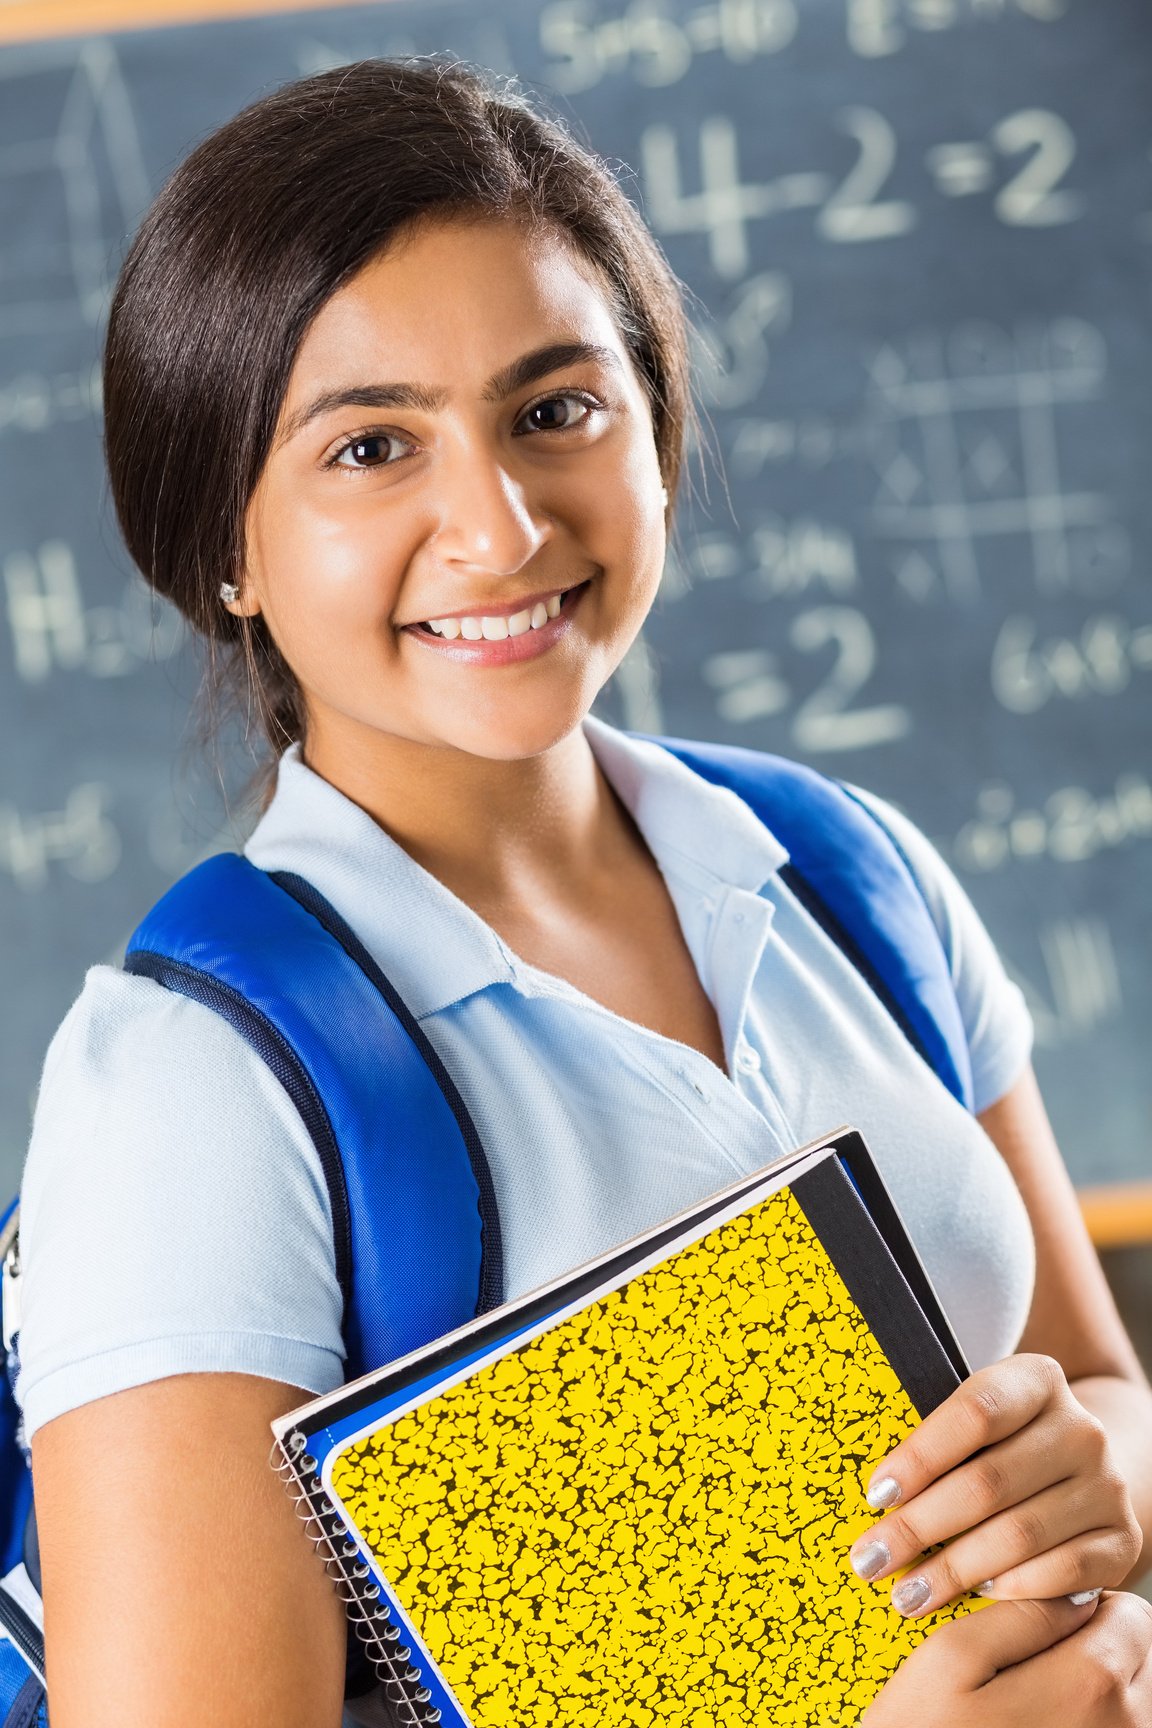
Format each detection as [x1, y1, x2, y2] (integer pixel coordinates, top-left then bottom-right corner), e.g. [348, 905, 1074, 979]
[272, 1127, 977, 1728]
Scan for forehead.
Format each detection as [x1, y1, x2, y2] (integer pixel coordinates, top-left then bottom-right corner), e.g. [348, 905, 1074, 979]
[285, 216, 629, 398]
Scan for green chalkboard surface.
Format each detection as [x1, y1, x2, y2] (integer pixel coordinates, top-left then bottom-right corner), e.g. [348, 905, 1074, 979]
[2, 0, 1150, 1190]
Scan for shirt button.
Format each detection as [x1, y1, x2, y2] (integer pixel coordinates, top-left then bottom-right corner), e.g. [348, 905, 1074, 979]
[736, 1043, 762, 1075]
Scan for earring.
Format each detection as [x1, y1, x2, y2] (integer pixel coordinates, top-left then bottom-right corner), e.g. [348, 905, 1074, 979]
[660, 486, 669, 509]
[219, 582, 241, 604]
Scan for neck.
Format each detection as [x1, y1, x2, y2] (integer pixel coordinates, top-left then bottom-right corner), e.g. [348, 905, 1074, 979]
[300, 714, 631, 913]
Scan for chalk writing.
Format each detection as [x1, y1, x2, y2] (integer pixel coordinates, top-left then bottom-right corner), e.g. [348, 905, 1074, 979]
[950, 774, 1152, 872]
[642, 106, 1083, 277]
[817, 107, 916, 243]
[0, 784, 120, 892]
[847, 0, 1067, 61]
[704, 606, 911, 750]
[748, 518, 859, 598]
[0, 41, 148, 338]
[927, 109, 1082, 225]
[641, 116, 829, 277]
[3, 542, 183, 683]
[539, 0, 797, 93]
[692, 272, 792, 410]
[992, 614, 1152, 715]
[1010, 917, 1122, 1051]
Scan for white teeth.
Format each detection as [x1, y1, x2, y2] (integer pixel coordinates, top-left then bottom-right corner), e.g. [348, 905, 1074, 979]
[421, 591, 568, 639]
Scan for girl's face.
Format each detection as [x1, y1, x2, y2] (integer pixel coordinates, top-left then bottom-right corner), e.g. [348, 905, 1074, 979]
[237, 216, 668, 770]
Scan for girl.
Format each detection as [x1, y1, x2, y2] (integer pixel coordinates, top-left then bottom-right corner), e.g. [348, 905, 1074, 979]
[17, 58, 1152, 1727]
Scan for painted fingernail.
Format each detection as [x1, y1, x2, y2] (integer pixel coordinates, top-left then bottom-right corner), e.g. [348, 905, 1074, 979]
[1069, 1589, 1103, 1606]
[850, 1540, 891, 1582]
[892, 1575, 933, 1616]
[976, 1580, 996, 1597]
[866, 1475, 902, 1510]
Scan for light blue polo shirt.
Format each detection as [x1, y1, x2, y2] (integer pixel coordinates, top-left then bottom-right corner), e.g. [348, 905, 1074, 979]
[16, 717, 1035, 1450]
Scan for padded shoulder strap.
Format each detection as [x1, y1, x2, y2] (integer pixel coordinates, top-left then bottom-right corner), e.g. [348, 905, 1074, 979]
[644, 735, 974, 1112]
[125, 854, 501, 1378]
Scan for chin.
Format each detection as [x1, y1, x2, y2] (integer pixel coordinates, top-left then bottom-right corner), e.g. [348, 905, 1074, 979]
[438, 696, 596, 763]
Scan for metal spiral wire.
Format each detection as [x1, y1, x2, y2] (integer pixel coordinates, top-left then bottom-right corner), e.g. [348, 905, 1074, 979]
[272, 1429, 442, 1725]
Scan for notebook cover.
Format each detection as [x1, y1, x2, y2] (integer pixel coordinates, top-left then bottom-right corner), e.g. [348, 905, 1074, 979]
[281, 1133, 978, 1726]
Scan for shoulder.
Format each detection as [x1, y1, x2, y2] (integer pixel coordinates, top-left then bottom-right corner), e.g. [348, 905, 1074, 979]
[18, 963, 344, 1443]
[28, 961, 321, 1162]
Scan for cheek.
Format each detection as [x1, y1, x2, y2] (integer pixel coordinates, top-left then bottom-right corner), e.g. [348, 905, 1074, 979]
[249, 485, 412, 643]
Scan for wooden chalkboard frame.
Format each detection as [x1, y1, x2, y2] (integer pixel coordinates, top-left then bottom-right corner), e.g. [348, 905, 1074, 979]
[0, 0, 385, 45]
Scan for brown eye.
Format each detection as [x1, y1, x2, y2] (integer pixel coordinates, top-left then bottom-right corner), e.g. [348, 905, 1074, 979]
[332, 432, 411, 470]
[516, 393, 595, 434]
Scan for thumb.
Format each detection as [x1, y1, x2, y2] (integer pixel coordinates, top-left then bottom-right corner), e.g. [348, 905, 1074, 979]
[920, 1596, 1102, 1690]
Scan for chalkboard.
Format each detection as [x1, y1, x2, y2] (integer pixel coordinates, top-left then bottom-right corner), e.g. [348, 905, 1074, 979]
[2, 0, 1150, 1194]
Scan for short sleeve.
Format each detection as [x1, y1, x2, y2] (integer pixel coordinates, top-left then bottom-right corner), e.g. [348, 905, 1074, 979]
[848, 787, 1034, 1115]
[16, 964, 345, 1442]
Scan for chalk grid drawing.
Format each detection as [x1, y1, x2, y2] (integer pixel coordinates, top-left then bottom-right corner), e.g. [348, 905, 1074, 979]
[0, 40, 149, 340]
[865, 318, 1124, 604]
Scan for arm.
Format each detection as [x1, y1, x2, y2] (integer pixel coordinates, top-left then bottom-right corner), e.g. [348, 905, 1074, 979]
[980, 1064, 1152, 1584]
[32, 1373, 347, 1728]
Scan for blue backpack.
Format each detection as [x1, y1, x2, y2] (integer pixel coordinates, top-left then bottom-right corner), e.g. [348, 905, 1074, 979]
[0, 735, 973, 1719]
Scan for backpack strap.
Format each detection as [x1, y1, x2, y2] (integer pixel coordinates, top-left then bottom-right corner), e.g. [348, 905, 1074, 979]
[645, 734, 975, 1112]
[124, 854, 502, 1379]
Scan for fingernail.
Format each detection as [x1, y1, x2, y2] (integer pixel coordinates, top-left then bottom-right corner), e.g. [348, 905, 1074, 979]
[892, 1575, 932, 1616]
[1069, 1588, 1103, 1606]
[850, 1539, 891, 1582]
[976, 1580, 996, 1597]
[866, 1475, 902, 1510]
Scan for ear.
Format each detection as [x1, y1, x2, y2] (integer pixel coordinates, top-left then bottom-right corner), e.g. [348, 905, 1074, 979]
[219, 579, 262, 619]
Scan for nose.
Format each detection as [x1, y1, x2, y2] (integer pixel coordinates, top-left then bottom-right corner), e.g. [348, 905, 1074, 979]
[432, 451, 551, 577]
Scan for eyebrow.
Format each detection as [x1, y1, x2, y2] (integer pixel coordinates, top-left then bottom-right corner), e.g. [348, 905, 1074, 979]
[278, 341, 624, 446]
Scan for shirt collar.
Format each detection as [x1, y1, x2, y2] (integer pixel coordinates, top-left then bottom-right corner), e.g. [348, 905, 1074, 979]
[581, 716, 789, 897]
[243, 720, 789, 1020]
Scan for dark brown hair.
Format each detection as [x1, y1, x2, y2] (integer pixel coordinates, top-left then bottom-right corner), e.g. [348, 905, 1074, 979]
[103, 57, 691, 778]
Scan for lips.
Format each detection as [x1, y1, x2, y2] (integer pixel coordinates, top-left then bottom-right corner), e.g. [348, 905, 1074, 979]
[402, 580, 590, 665]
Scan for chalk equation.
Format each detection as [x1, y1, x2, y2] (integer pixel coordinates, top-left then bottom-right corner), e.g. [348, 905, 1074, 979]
[3, 542, 184, 683]
[846, 0, 1067, 60]
[0, 783, 120, 892]
[0, 41, 148, 341]
[539, 0, 1066, 89]
[540, 0, 797, 92]
[703, 605, 912, 751]
[992, 613, 1152, 716]
[948, 772, 1152, 873]
[641, 105, 1087, 278]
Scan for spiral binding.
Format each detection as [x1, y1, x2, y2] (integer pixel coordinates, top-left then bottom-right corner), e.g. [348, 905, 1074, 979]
[273, 1428, 442, 1726]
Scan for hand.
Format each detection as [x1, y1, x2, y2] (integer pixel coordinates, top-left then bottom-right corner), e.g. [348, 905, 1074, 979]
[859, 1592, 1152, 1727]
[848, 1353, 1142, 1615]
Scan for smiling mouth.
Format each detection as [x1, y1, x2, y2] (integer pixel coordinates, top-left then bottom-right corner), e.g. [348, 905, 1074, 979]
[413, 584, 582, 641]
